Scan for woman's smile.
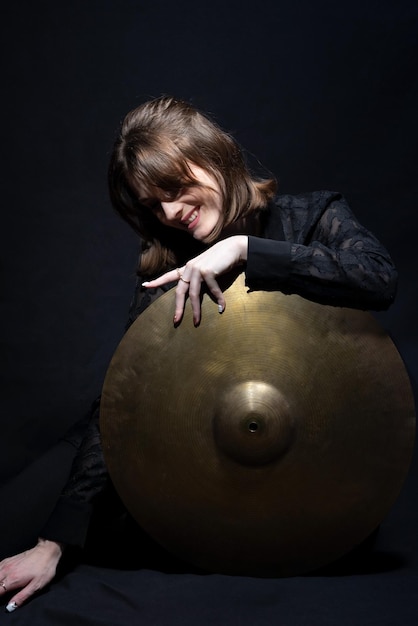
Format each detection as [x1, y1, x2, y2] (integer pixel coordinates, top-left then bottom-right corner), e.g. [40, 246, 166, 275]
[182, 207, 200, 228]
[138, 164, 224, 242]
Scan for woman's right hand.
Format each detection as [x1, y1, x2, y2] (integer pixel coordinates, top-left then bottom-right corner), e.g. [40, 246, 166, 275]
[142, 235, 249, 326]
[0, 538, 64, 612]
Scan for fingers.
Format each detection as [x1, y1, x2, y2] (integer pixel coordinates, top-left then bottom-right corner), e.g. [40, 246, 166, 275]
[0, 570, 55, 612]
[188, 271, 225, 326]
[173, 279, 189, 325]
[143, 265, 225, 326]
[142, 267, 190, 325]
[142, 268, 179, 289]
[0, 583, 12, 610]
[5, 574, 51, 612]
[0, 539, 62, 612]
[5, 586, 33, 613]
[0, 572, 26, 612]
[169, 262, 225, 326]
[142, 235, 244, 324]
[186, 270, 204, 326]
[0, 571, 28, 612]
[1, 573, 52, 612]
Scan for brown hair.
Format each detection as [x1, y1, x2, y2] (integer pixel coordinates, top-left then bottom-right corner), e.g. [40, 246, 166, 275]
[108, 96, 277, 276]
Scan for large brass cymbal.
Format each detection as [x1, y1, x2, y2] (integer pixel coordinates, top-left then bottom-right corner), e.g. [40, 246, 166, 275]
[100, 273, 415, 576]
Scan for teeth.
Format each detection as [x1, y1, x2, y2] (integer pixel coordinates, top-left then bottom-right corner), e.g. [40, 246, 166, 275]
[186, 210, 198, 224]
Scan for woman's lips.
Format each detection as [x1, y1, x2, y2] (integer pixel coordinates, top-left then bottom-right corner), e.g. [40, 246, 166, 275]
[183, 207, 200, 230]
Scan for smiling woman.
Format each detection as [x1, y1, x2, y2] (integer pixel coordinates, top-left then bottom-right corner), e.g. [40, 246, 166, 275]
[136, 164, 225, 241]
[108, 96, 277, 276]
[0, 94, 398, 612]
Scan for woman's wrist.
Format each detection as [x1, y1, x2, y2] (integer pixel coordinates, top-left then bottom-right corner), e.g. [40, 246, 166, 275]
[235, 235, 248, 262]
[37, 538, 65, 556]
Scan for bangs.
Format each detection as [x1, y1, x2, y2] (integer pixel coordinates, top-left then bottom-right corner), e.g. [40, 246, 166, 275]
[126, 135, 200, 195]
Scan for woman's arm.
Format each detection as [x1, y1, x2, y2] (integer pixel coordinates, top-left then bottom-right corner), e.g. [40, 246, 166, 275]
[0, 399, 108, 610]
[38, 398, 108, 547]
[245, 194, 397, 310]
[143, 193, 397, 322]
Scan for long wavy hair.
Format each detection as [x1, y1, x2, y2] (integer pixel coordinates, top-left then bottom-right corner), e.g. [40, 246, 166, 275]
[108, 96, 277, 276]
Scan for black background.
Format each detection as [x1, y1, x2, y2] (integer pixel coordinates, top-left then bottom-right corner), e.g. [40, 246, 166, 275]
[1, 1, 418, 624]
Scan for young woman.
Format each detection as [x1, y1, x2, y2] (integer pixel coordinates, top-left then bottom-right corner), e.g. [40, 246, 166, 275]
[0, 96, 397, 612]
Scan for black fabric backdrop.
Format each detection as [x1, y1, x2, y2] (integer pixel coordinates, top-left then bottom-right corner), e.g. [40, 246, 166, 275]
[1, 1, 418, 624]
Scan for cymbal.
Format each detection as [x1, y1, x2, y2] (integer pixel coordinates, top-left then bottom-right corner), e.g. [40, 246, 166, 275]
[100, 273, 415, 576]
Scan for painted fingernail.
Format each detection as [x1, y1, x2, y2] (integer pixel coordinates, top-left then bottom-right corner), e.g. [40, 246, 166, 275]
[218, 305, 224, 313]
[6, 602, 18, 613]
[142, 281, 150, 287]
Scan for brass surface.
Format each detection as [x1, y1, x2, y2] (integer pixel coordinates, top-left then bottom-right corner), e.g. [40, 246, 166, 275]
[100, 273, 415, 576]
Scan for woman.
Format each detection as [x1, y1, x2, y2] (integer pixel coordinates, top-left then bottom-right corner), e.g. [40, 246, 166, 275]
[0, 96, 397, 612]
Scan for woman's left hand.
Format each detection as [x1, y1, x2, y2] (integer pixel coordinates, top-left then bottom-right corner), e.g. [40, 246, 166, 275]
[142, 235, 248, 325]
[0, 539, 64, 612]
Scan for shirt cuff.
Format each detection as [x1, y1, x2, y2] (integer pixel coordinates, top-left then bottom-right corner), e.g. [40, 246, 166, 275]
[245, 236, 292, 290]
[39, 496, 93, 548]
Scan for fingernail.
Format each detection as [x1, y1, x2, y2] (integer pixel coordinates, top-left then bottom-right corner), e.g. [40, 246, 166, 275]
[6, 602, 18, 613]
[218, 305, 224, 313]
[142, 281, 150, 287]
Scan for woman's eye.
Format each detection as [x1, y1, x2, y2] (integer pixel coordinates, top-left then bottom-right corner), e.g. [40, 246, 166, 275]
[141, 198, 161, 212]
[162, 188, 183, 202]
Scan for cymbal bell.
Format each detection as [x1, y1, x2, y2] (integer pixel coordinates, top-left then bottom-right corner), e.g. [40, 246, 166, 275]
[100, 273, 415, 576]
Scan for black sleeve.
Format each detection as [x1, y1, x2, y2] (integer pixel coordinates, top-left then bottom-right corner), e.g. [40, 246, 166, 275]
[245, 194, 397, 310]
[39, 398, 108, 547]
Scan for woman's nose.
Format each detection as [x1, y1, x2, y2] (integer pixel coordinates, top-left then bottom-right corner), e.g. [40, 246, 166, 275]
[160, 201, 183, 222]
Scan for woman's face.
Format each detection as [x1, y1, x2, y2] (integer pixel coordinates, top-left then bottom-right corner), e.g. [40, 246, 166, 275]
[136, 164, 224, 242]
